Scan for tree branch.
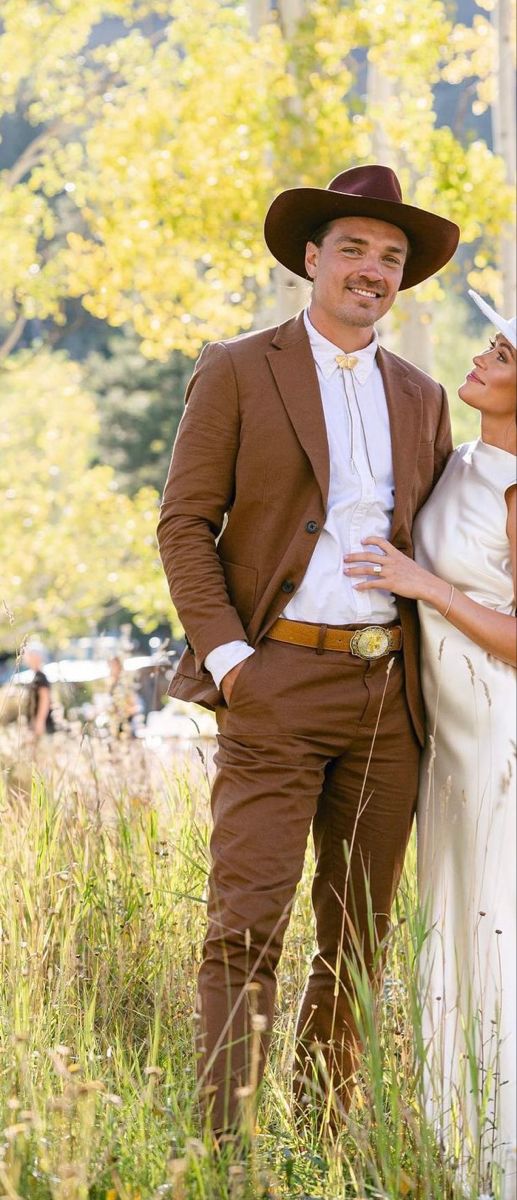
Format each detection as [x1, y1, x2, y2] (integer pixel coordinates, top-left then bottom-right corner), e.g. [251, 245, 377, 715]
[5, 119, 71, 190]
[0, 313, 27, 362]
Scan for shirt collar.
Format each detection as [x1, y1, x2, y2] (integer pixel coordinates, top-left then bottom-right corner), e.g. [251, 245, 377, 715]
[303, 309, 379, 385]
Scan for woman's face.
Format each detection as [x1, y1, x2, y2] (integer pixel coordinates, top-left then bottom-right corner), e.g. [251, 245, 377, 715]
[458, 332, 516, 421]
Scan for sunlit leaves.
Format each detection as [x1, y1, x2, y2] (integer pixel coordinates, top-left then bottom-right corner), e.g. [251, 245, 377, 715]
[0, 352, 170, 647]
[443, 0, 516, 112]
[0, 0, 514, 359]
[59, 1, 291, 356]
[0, 184, 57, 323]
[0, 0, 296, 357]
[364, 0, 453, 81]
[0, 0, 513, 650]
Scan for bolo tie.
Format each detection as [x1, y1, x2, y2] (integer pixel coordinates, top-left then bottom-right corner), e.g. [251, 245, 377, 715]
[335, 353, 376, 483]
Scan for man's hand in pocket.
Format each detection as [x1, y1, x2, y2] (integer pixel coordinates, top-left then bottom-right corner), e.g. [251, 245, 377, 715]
[221, 660, 247, 706]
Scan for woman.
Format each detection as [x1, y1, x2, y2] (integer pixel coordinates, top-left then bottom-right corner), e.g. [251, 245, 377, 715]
[24, 641, 55, 738]
[343, 290, 516, 1198]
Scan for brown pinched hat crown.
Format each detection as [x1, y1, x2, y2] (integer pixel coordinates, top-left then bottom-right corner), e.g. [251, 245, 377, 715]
[264, 164, 460, 289]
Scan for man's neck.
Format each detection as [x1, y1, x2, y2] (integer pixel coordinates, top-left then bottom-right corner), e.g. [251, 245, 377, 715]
[307, 303, 375, 352]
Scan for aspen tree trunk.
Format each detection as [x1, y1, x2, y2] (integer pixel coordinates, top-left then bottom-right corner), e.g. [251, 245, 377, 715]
[247, 0, 309, 324]
[394, 294, 433, 372]
[366, 60, 433, 371]
[366, 60, 395, 349]
[276, 0, 306, 37]
[366, 60, 393, 168]
[492, 0, 516, 312]
[246, 0, 270, 37]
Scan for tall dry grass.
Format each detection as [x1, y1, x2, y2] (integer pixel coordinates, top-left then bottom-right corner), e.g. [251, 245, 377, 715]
[0, 729, 504, 1198]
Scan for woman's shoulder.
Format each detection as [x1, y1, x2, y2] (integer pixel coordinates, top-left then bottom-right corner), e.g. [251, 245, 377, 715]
[436, 441, 474, 479]
[460, 438, 517, 490]
[451, 439, 477, 460]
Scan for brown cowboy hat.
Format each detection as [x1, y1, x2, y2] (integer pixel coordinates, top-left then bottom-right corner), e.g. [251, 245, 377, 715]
[264, 164, 460, 289]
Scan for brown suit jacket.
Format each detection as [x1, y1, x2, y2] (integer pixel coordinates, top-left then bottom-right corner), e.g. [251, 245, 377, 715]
[157, 312, 453, 744]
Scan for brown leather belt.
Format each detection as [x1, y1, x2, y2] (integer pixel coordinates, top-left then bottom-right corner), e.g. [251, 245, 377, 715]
[266, 618, 402, 659]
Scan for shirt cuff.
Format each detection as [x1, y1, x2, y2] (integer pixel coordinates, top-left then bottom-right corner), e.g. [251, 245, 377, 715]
[204, 641, 255, 689]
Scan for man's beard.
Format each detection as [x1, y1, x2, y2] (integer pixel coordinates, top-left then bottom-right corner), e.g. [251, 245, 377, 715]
[338, 303, 381, 328]
[342, 310, 379, 327]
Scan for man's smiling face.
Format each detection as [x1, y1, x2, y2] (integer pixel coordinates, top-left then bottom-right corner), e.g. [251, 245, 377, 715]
[305, 215, 408, 342]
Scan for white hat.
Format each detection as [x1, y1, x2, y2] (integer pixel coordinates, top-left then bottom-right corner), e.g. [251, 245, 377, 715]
[468, 289, 516, 349]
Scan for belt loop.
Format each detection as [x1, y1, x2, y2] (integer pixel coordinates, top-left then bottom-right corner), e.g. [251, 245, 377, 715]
[315, 624, 328, 655]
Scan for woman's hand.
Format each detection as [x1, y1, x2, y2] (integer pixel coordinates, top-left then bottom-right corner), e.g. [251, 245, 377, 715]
[343, 536, 449, 608]
[343, 538, 517, 669]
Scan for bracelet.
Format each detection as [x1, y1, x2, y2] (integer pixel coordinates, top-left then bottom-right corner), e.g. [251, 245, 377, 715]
[442, 584, 455, 619]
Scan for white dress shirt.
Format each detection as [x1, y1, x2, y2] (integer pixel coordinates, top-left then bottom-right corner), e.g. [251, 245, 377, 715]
[205, 310, 398, 688]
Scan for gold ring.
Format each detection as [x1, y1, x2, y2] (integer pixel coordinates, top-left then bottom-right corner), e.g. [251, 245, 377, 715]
[373, 563, 382, 574]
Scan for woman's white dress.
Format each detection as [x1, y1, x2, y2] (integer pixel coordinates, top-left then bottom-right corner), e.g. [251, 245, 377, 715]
[414, 439, 516, 1198]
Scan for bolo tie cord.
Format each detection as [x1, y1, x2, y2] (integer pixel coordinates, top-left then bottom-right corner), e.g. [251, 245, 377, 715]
[338, 364, 377, 483]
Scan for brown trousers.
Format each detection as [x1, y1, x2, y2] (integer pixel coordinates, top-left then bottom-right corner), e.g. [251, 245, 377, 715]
[196, 635, 420, 1132]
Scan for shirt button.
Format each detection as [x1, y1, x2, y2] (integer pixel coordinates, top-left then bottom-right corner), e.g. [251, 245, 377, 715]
[305, 520, 319, 533]
[281, 580, 295, 593]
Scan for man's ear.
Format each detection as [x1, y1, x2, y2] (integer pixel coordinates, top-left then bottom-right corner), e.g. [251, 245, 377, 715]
[305, 242, 318, 280]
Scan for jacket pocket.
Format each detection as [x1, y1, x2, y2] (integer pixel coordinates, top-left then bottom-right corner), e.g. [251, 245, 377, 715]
[221, 560, 258, 625]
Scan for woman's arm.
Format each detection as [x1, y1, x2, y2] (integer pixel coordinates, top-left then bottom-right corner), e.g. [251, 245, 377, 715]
[344, 528, 517, 669]
[506, 484, 516, 599]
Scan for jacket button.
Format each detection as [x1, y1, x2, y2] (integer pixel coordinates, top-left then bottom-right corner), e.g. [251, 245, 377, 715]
[305, 520, 319, 533]
[281, 580, 295, 594]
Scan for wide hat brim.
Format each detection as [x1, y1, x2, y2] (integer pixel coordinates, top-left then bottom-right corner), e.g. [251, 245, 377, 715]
[264, 176, 460, 290]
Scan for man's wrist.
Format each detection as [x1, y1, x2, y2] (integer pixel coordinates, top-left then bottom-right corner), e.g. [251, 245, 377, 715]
[204, 641, 255, 689]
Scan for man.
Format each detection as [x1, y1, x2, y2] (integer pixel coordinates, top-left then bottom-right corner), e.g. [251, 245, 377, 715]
[157, 165, 459, 1134]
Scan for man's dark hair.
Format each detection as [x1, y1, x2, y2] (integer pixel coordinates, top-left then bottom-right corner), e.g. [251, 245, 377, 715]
[304, 220, 336, 281]
[308, 219, 335, 249]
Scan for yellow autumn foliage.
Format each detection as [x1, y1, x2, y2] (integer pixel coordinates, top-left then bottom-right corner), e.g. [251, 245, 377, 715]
[0, 0, 513, 363]
[0, 351, 170, 648]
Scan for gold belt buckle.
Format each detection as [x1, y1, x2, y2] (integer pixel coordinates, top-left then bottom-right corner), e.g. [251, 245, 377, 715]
[349, 625, 390, 660]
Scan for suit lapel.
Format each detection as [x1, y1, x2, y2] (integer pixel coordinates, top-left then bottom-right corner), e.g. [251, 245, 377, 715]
[267, 316, 330, 506]
[377, 347, 423, 540]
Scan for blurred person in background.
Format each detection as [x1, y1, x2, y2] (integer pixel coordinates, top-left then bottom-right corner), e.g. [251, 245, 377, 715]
[107, 655, 139, 739]
[24, 641, 55, 738]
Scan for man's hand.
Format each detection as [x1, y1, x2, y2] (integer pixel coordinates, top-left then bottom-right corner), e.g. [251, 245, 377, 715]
[221, 660, 247, 706]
